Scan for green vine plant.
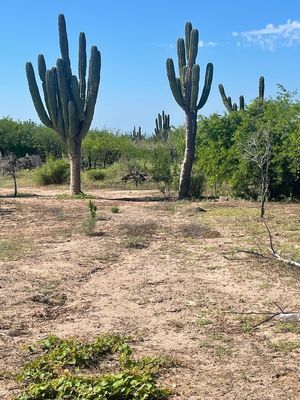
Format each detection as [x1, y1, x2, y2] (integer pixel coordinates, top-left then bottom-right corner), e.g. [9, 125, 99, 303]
[15, 334, 172, 400]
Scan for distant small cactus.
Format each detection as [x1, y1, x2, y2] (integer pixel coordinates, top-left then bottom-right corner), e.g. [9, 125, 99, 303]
[131, 126, 145, 141]
[153, 111, 170, 142]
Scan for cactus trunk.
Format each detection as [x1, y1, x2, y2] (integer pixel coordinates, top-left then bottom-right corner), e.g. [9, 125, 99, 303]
[178, 112, 197, 199]
[69, 150, 81, 195]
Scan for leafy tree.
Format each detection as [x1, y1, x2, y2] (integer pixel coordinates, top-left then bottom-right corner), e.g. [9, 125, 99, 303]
[195, 113, 242, 194]
[233, 89, 300, 199]
[149, 142, 178, 195]
[0, 118, 65, 159]
[82, 130, 133, 169]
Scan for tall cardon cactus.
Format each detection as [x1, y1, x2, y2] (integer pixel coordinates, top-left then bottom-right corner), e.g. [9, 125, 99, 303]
[26, 14, 101, 194]
[218, 76, 265, 113]
[166, 22, 213, 199]
[154, 111, 170, 142]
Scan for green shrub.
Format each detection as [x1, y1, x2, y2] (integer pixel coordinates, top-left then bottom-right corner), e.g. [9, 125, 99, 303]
[81, 201, 98, 236]
[34, 158, 69, 185]
[81, 216, 97, 236]
[111, 205, 120, 213]
[88, 200, 97, 218]
[189, 174, 205, 198]
[86, 169, 105, 181]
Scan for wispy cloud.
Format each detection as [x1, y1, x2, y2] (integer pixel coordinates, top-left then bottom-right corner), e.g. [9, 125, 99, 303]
[199, 40, 218, 48]
[234, 20, 300, 51]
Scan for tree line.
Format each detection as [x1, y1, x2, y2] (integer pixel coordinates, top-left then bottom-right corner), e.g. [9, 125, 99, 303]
[1, 85, 299, 199]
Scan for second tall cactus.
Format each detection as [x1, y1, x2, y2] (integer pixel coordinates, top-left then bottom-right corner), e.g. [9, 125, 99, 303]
[26, 14, 101, 195]
[166, 22, 213, 199]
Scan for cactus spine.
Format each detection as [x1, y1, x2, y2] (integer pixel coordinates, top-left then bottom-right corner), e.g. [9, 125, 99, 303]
[154, 111, 170, 142]
[166, 22, 213, 199]
[218, 76, 265, 113]
[26, 14, 101, 195]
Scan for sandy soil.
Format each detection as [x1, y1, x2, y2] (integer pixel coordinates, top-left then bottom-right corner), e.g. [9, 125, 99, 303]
[0, 187, 300, 399]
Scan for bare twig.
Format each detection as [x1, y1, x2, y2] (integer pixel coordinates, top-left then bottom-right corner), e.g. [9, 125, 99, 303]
[263, 220, 276, 254]
[229, 303, 297, 330]
[273, 302, 287, 313]
[251, 312, 280, 329]
[224, 220, 300, 268]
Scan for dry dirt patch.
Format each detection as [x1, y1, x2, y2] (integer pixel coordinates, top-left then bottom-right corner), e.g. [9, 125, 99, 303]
[0, 188, 300, 399]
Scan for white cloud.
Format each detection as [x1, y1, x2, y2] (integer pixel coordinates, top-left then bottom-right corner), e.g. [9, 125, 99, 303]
[235, 20, 300, 51]
[199, 40, 218, 48]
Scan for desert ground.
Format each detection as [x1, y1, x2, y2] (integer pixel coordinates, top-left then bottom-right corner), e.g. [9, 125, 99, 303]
[0, 187, 300, 399]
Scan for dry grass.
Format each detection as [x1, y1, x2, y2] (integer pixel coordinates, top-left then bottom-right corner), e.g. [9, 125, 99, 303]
[180, 222, 221, 239]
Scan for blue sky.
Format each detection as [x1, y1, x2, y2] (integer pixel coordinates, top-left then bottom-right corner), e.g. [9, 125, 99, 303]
[0, 0, 299, 134]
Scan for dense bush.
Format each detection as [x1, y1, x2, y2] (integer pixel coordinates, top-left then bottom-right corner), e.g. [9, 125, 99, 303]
[0, 118, 65, 159]
[149, 143, 178, 194]
[85, 169, 105, 181]
[188, 174, 205, 198]
[33, 158, 69, 185]
[82, 130, 133, 169]
[195, 88, 300, 199]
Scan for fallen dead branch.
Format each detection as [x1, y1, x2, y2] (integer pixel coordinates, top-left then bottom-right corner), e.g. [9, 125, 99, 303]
[222, 220, 300, 268]
[228, 302, 300, 330]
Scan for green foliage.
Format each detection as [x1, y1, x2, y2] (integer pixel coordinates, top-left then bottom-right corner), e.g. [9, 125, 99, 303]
[194, 88, 300, 199]
[150, 143, 178, 194]
[195, 113, 241, 194]
[232, 90, 300, 198]
[0, 118, 65, 159]
[86, 169, 105, 181]
[15, 334, 170, 400]
[81, 200, 97, 235]
[131, 126, 145, 142]
[81, 216, 97, 236]
[33, 158, 69, 185]
[88, 200, 97, 218]
[188, 174, 205, 198]
[82, 130, 132, 170]
[269, 340, 300, 352]
[276, 322, 300, 334]
[111, 205, 120, 213]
